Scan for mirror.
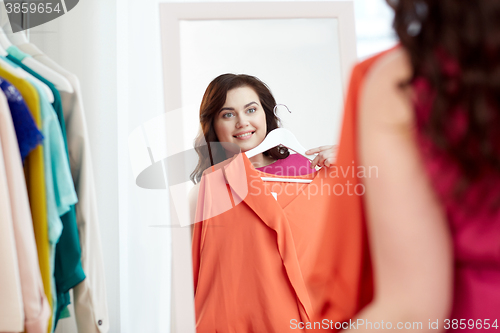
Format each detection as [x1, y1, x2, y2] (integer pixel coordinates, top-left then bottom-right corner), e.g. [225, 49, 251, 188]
[180, 18, 343, 149]
[157, 3, 357, 331]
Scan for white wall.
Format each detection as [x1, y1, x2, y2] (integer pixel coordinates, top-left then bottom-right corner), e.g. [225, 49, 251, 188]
[117, 0, 172, 332]
[354, 0, 396, 58]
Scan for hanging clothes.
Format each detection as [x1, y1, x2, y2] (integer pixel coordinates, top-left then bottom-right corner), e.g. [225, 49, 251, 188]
[0, 89, 24, 333]
[0, 77, 44, 161]
[0, 37, 108, 333]
[6, 54, 64, 122]
[7, 50, 89, 329]
[192, 151, 372, 332]
[0, 64, 54, 332]
[2, 51, 79, 332]
[17, 42, 109, 333]
[0, 77, 50, 333]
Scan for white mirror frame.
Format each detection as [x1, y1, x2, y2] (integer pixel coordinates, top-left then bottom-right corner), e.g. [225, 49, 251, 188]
[158, 2, 357, 332]
[159, 1, 357, 112]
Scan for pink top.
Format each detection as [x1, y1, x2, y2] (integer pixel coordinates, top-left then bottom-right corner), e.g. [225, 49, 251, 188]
[255, 153, 315, 176]
[413, 77, 500, 327]
[0, 88, 50, 333]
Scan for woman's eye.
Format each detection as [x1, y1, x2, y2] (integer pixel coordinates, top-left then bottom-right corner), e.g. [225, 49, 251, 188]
[247, 108, 256, 113]
[222, 113, 234, 118]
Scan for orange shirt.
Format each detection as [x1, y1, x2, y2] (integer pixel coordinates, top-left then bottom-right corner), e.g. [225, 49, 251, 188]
[192, 148, 372, 332]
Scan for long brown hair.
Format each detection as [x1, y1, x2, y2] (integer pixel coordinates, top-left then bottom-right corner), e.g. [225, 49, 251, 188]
[392, 0, 500, 202]
[190, 74, 289, 184]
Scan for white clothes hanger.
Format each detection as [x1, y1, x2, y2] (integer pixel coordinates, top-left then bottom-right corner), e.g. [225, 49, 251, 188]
[0, 43, 7, 56]
[0, 32, 7, 56]
[0, 26, 54, 102]
[0, 56, 55, 103]
[0, 25, 11, 50]
[245, 128, 319, 184]
[6, 30, 28, 46]
[245, 128, 315, 161]
[1, 24, 74, 93]
[3, 24, 28, 45]
[260, 176, 313, 183]
[0, 57, 22, 76]
[0, 9, 9, 57]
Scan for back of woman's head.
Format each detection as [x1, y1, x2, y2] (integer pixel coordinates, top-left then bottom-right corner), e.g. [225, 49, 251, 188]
[392, 0, 500, 209]
[190, 74, 288, 184]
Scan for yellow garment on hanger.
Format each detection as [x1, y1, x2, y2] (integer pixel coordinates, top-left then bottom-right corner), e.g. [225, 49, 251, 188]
[0, 65, 53, 333]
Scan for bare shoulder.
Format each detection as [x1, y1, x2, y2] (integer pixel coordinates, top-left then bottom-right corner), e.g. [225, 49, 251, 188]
[361, 48, 414, 127]
[369, 47, 412, 78]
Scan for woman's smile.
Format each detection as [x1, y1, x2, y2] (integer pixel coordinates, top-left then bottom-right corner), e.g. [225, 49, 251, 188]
[233, 131, 255, 140]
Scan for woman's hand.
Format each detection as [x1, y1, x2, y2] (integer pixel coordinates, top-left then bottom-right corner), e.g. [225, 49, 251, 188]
[305, 145, 338, 168]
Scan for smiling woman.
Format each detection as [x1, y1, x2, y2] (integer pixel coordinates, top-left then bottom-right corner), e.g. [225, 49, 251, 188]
[190, 74, 312, 184]
[187, 73, 343, 332]
[190, 74, 335, 185]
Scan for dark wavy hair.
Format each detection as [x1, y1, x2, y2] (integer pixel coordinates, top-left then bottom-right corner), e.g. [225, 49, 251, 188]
[391, 0, 500, 202]
[190, 74, 289, 184]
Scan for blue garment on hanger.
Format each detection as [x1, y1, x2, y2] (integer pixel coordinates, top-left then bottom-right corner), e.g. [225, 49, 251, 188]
[0, 77, 44, 161]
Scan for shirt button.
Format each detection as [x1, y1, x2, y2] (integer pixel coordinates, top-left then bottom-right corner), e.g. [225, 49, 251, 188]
[98, 320, 103, 326]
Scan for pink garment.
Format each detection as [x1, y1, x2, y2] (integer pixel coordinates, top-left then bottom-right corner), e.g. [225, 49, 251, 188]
[0, 85, 50, 333]
[413, 78, 500, 330]
[0, 105, 23, 332]
[255, 153, 315, 176]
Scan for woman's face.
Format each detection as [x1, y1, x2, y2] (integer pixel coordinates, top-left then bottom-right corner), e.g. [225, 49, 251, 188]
[214, 86, 267, 153]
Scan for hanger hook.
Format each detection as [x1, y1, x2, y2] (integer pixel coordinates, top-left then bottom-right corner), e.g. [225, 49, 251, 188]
[273, 104, 291, 114]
